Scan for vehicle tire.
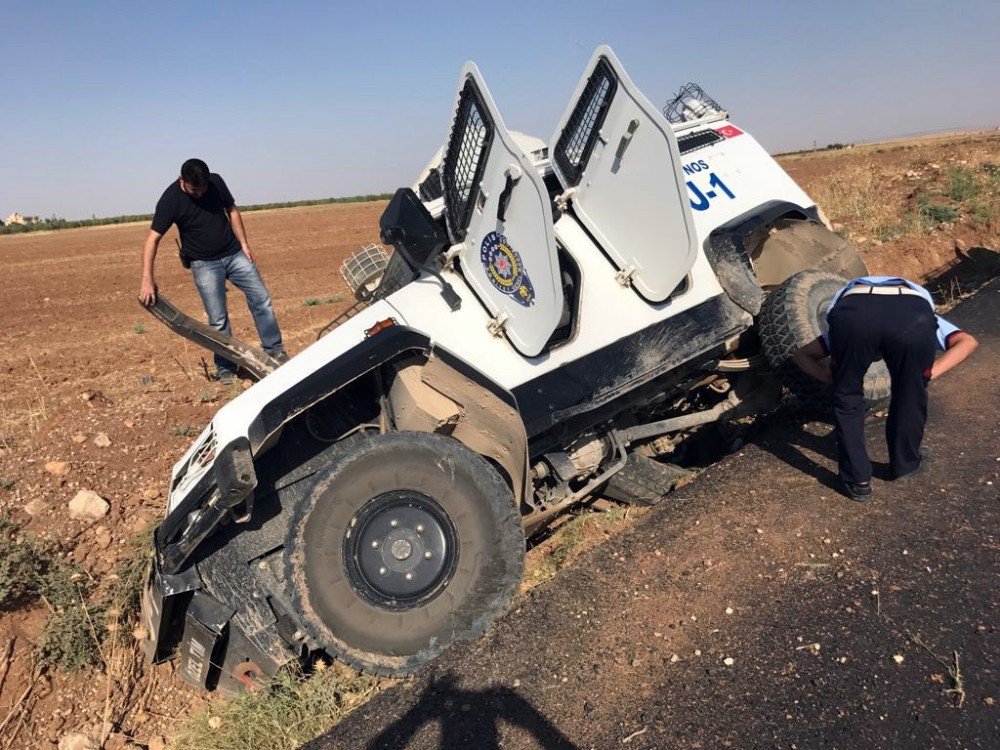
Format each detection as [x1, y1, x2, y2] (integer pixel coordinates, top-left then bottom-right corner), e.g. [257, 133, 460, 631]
[285, 431, 524, 676]
[758, 270, 891, 408]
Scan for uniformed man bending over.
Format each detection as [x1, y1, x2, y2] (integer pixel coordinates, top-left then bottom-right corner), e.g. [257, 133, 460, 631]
[793, 276, 978, 501]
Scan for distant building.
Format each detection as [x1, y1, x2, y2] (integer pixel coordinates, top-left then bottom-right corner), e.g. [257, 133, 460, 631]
[4, 213, 39, 225]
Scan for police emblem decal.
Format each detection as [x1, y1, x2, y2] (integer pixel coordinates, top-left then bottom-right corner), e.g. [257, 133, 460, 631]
[480, 231, 535, 307]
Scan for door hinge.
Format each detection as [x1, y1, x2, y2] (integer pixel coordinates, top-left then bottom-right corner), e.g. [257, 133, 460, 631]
[554, 187, 578, 212]
[487, 312, 509, 338]
[615, 265, 637, 287]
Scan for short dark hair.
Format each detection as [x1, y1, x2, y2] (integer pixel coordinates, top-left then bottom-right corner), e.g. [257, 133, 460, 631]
[180, 158, 210, 188]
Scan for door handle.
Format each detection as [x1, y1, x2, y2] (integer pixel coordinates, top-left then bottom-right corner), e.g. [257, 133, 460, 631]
[497, 165, 522, 222]
[615, 119, 640, 161]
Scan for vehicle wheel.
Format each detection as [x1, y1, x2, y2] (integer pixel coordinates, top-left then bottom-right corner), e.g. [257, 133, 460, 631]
[286, 431, 524, 676]
[758, 270, 891, 408]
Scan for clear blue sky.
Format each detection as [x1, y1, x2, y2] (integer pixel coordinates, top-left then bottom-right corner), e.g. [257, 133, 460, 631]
[2, 0, 998, 220]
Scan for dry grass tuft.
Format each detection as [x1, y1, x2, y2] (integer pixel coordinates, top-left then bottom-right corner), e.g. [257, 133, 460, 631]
[170, 664, 378, 750]
[524, 505, 632, 589]
[804, 142, 1000, 256]
[809, 162, 902, 238]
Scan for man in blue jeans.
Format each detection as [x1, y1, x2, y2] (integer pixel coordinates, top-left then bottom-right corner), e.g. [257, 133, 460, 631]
[138, 158, 288, 381]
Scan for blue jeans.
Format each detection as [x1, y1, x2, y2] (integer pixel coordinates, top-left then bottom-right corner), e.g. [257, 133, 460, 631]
[191, 251, 284, 375]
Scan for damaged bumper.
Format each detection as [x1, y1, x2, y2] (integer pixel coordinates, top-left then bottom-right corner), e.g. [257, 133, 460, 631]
[140, 543, 301, 693]
[141, 437, 301, 693]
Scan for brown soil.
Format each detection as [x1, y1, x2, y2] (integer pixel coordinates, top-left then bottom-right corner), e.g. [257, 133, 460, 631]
[0, 131, 996, 748]
[0, 202, 385, 748]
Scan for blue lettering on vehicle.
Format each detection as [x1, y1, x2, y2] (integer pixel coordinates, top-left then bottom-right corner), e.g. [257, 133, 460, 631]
[682, 159, 710, 176]
[687, 172, 736, 211]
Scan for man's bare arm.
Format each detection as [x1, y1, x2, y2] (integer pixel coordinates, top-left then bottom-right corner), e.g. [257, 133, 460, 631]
[139, 229, 163, 305]
[931, 331, 978, 379]
[227, 205, 254, 262]
[793, 336, 834, 384]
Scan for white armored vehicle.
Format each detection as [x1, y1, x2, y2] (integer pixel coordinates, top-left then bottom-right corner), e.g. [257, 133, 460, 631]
[140, 45, 885, 691]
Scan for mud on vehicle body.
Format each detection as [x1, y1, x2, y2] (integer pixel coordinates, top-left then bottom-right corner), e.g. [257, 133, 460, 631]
[140, 45, 884, 691]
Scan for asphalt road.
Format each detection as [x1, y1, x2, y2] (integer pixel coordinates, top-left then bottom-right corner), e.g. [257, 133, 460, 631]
[312, 281, 998, 750]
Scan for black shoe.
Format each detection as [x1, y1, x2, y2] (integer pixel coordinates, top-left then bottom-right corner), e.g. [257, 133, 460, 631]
[270, 349, 290, 365]
[213, 370, 238, 384]
[894, 447, 933, 481]
[842, 480, 873, 502]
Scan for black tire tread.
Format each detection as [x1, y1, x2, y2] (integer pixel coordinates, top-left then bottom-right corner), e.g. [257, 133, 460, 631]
[284, 431, 524, 677]
[759, 270, 891, 408]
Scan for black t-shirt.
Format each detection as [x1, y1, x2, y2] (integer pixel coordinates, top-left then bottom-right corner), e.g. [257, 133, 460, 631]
[151, 173, 242, 261]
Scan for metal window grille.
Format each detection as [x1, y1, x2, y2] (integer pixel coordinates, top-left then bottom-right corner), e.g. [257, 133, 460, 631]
[417, 166, 444, 202]
[553, 57, 618, 187]
[663, 83, 724, 124]
[441, 79, 494, 243]
[677, 129, 724, 155]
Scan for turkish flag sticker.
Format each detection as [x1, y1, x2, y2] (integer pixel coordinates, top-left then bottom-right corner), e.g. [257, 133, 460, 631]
[715, 125, 744, 139]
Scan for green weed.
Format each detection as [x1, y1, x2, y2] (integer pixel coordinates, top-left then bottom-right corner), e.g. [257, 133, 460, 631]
[919, 201, 959, 224]
[947, 167, 979, 202]
[39, 599, 107, 672]
[0, 516, 104, 671]
[303, 295, 346, 307]
[0, 516, 48, 608]
[969, 200, 995, 227]
[875, 211, 926, 242]
[172, 424, 195, 437]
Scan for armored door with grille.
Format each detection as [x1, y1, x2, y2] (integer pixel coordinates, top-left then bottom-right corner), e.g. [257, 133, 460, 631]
[550, 45, 699, 303]
[440, 63, 562, 357]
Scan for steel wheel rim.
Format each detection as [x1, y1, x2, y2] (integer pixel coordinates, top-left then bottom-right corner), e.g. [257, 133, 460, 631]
[342, 490, 459, 610]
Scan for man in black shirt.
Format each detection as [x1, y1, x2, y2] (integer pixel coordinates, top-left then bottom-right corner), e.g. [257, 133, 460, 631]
[139, 158, 287, 380]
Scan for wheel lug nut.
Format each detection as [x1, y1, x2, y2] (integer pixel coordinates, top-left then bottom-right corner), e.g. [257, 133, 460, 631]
[416, 524, 425, 533]
[424, 551, 433, 559]
[379, 567, 387, 575]
[371, 540, 379, 548]
[405, 572, 413, 581]
[390, 519, 399, 528]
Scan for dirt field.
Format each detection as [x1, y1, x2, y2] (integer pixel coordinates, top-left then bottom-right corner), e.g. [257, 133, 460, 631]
[0, 132, 997, 749]
[0, 202, 386, 749]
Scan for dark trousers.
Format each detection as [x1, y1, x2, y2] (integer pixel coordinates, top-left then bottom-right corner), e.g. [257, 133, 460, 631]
[827, 294, 938, 484]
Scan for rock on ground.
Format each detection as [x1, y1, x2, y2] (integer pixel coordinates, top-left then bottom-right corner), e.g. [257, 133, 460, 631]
[45, 460, 70, 477]
[58, 733, 98, 750]
[68, 490, 109, 520]
[23, 498, 47, 517]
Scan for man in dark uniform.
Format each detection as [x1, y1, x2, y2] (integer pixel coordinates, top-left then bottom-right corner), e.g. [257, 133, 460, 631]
[138, 158, 287, 381]
[793, 275, 978, 501]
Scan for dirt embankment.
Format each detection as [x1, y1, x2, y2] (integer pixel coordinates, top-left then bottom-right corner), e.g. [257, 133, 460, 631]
[0, 132, 997, 749]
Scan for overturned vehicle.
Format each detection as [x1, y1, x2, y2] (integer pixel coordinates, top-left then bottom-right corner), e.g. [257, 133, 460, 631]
[140, 45, 887, 692]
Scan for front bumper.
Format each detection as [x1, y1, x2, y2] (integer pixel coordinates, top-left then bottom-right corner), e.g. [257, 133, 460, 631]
[140, 543, 294, 693]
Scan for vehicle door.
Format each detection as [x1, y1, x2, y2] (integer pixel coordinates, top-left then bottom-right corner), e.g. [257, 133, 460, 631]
[549, 45, 699, 303]
[440, 63, 563, 357]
